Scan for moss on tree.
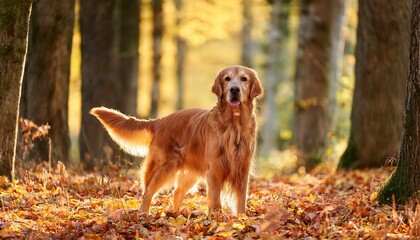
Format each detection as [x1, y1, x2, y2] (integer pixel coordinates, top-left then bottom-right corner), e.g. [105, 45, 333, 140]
[378, 171, 413, 204]
[338, 134, 358, 169]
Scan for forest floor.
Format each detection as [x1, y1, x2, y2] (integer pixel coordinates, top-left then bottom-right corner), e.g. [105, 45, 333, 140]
[0, 162, 418, 239]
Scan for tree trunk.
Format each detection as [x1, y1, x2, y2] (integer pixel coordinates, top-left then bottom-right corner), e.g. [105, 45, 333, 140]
[79, 0, 118, 170]
[261, 0, 292, 157]
[293, 0, 346, 170]
[338, 0, 410, 169]
[175, 0, 186, 111]
[378, 0, 419, 204]
[328, 0, 347, 131]
[20, 0, 74, 166]
[0, 0, 32, 179]
[241, 0, 252, 68]
[117, 0, 140, 116]
[150, 0, 164, 118]
[260, 0, 282, 156]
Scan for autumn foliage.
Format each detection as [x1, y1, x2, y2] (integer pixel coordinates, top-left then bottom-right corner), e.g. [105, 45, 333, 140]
[0, 118, 418, 239]
[0, 161, 418, 239]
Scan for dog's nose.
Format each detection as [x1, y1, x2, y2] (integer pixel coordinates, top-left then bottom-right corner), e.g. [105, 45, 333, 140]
[230, 86, 240, 95]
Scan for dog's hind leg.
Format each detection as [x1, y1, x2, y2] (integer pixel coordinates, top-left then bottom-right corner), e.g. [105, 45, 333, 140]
[140, 156, 178, 214]
[173, 170, 198, 212]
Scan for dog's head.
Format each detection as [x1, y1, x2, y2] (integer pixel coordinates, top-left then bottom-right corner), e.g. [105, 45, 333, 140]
[212, 66, 263, 106]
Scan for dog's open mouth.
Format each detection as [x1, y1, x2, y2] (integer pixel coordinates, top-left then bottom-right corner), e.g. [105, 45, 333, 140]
[229, 97, 241, 107]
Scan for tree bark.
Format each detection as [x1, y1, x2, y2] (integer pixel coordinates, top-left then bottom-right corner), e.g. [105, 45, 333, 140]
[20, 0, 74, 165]
[0, 0, 32, 179]
[260, 0, 282, 156]
[328, 0, 347, 130]
[378, 0, 419, 204]
[150, 0, 164, 118]
[241, 0, 253, 68]
[261, 0, 293, 157]
[79, 0, 118, 170]
[339, 0, 410, 169]
[175, 0, 186, 111]
[117, 0, 139, 116]
[293, 0, 346, 170]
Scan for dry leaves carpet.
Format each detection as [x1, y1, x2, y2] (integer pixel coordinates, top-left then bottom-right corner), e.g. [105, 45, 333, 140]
[0, 163, 418, 239]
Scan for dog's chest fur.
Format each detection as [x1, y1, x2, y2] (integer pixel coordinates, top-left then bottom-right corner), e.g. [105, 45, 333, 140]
[209, 104, 257, 167]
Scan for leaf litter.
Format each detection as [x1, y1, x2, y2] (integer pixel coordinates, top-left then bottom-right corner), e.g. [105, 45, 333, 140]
[0, 163, 418, 239]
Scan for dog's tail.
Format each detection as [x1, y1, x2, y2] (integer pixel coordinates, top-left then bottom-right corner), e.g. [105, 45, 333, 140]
[90, 107, 154, 156]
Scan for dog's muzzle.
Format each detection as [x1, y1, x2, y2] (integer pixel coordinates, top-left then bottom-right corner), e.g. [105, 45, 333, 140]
[228, 86, 241, 107]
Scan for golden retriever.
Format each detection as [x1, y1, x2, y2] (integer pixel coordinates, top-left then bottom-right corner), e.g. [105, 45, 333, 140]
[90, 65, 263, 215]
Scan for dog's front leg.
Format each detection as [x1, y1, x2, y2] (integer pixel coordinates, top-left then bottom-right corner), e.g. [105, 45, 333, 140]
[235, 178, 249, 215]
[206, 170, 223, 213]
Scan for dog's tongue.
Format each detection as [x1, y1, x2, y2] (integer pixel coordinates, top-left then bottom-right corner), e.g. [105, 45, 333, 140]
[230, 100, 241, 107]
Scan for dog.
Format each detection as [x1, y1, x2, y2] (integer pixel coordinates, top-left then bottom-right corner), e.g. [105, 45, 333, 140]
[90, 65, 263, 215]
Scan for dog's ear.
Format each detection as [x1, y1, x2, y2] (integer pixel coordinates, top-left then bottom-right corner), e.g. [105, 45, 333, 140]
[250, 70, 263, 100]
[212, 71, 223, 99]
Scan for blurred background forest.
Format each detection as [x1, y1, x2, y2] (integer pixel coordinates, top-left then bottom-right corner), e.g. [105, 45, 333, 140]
[5, 0, 412, 179]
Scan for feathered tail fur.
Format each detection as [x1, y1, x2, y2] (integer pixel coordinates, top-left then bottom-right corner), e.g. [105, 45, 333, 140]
[90, 107, 154, 156]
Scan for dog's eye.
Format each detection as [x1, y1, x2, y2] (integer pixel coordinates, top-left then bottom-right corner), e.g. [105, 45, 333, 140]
[225, 76, 231, 81]
[241, 77, 247, 82]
